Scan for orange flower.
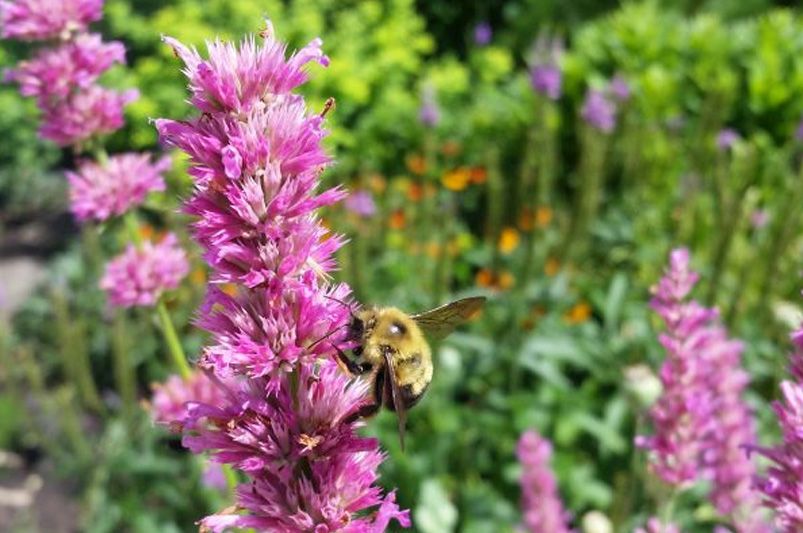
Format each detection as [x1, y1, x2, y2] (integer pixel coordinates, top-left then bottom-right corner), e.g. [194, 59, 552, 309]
[498, 227, 520, 254]
[469, 166, 487, 185]
[389, 209, 406, 230]
[497, 270, 514, 290]
[544, 257, 560, 277]
[442, 167, 471, 191]
[425, 241, 441, 258]
[564, 301, 592, 324]
[535, 206, 553, 228]
[475, 268, 494, 288]
[475, 268, 514, 291]
[441, 140, 462, 157]
[518, 208, 535, 231]
[190, 267, 206, 286]
[407, 182, 424, 202]
[406, 154, 427, 175]
[368, 173, 386, 193]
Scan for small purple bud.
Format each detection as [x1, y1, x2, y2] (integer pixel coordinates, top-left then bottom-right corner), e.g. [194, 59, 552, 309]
[581, 89, 616, 133]
[419, 85, 440, 127]
[473, 22, 492, 46]
[344, 189, 376, 218]
[530, 65, 562, 100]
[716, 128, 740, 152]
[609, 74, 630, 102]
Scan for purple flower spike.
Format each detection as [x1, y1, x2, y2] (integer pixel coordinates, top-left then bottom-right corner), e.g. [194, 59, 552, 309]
[100, 232, 189, 309]
[638, 248, 768, 531]
[517, 430, 572, 533]
[0, 0, 103, 41]
[717, 128, 740, 152]
[795, 117, 803, 143]
[581, 89, 616, 133]
[528, 31, 563, 100]
[473, 21, 492, 46]
[67, 152, 170, 222]
[158, 22, 410, 530]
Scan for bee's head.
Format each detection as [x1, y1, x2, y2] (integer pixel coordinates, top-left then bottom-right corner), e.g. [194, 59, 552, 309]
[347, 313, 365, 341]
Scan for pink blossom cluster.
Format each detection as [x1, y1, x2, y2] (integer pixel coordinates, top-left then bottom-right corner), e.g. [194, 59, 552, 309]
[155, 22, 410, 530]
[517, 430, 572, 533]
[2, 0, 136, 147]
[67, 153, 170, 222]
[637, 248, 767, 531]
[100, 233, 189, 308]
[4, 0, 183, 309]
[149, 369, 227, 429]
[752, 312, 803, 532]
[0, 0, 102, 41]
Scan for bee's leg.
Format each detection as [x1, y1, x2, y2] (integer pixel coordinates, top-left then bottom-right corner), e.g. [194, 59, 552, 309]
[344, 369, 383, 423]
[331, 343, 364, 376]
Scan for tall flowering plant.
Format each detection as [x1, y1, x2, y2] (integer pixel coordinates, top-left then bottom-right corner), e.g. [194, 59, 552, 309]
[517, 430, 572, 533]
[637, 248, 767, 531]
[155, 21, 410, 530]
[2, 0, 190, 404]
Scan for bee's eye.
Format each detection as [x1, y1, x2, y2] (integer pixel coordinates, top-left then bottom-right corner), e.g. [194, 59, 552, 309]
[353, 346, 363, 357]
[388, 321, 407, 336]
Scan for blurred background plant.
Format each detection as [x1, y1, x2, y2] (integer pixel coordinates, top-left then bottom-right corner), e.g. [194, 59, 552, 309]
[1, 0, 802, 531]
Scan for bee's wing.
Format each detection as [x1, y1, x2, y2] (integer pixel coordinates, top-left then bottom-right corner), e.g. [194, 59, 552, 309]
[411, 296, 486, 340]
[383, 349, 407, 451]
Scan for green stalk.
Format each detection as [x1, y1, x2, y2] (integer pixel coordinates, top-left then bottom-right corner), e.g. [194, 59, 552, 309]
[123, 211, 190, 378]
[112, 310, 137, 428]
[757, 163, 803, 319]
[52, 288, 103, 412]
[156, 300, 191, 380]
[485, 147, 504, 272]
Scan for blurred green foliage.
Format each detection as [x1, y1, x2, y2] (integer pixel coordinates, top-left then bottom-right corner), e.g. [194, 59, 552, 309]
[2, 0, 802, 532]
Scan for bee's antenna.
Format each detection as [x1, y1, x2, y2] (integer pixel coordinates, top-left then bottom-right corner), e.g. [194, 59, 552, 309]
[307, 322, 349, 351]
[324, 294, 359, 322]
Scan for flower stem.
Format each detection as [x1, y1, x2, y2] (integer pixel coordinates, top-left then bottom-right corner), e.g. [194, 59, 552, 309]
[124, 211, 143, 248]
[156, 300, 191, 379]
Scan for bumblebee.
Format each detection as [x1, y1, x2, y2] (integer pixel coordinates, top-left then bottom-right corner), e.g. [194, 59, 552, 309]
[335, 296, 486, 449]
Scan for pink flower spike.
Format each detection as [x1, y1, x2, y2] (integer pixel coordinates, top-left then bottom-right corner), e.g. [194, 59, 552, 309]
[185, 363, 409, 532]
[517, 430, 572, 533]
[100, 232, 189, 309]
[0, 0, 103, 41]
[5, 33, 125, 104]
[38, 85, 138, 147]
[638, 248, 768, 531]
[161, 25, 328, 115]
[67, 152, 170, 222]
